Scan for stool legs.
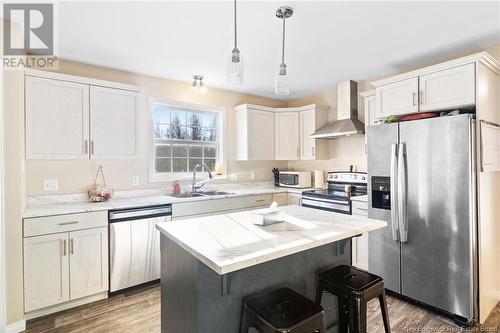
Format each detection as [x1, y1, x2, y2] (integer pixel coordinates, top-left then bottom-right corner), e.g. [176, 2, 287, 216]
[378, 292, 391, 333]
[348, 298, 367, 333]
[337, 296, 349, 333]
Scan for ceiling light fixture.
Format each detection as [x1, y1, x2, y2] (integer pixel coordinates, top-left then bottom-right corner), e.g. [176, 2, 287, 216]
[227, 0, 243, 84]
[192, 75, 207, 93]
[275, 6, 293, 96]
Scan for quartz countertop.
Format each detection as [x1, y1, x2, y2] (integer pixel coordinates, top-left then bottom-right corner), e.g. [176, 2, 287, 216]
[156, 205, 387, 275]
[23, 184, 312, 218]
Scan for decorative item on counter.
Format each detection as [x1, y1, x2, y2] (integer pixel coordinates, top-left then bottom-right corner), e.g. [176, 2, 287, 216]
[252, 201, 285, 226]
[314, 170, 324, 189]
[272, 168, 280, 186]
[88, 165, 113, 202]
[214, 163, 224, 176]
[386, 115, 399, 123]
[400, 112, 439, 122]
[173, 181, 181, 195]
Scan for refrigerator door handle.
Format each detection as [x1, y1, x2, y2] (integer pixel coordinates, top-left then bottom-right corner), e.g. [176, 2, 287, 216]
[390, 143, 400, 241]
[398, 143, 408, 243]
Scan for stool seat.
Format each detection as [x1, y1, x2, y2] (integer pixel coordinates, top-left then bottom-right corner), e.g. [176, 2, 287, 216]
[246, 287, 324, 329]
[315, 265, 391, 333]
[240, 287, 327, 333]
[318, 264, 382, 293]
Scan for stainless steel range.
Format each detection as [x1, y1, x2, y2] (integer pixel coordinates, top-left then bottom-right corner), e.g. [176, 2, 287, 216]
[301, 172, 367, 214]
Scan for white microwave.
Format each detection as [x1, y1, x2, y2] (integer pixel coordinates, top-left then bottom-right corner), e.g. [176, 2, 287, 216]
[278, 171, 311, 188]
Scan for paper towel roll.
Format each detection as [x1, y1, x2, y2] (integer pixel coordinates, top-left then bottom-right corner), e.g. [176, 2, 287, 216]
[314, 170, 324, 189]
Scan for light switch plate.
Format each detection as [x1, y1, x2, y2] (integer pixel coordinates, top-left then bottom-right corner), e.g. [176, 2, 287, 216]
[132, 176, 140, 186]
[43, 179, 58, 191]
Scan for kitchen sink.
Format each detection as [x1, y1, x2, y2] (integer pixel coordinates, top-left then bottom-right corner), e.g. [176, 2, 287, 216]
[167, 191, 235, 198]
[168, 193, 205, 198]
[198, 191, 235, 196]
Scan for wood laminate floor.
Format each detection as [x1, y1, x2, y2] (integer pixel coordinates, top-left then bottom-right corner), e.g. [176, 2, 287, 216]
[24, 283, 499, 333]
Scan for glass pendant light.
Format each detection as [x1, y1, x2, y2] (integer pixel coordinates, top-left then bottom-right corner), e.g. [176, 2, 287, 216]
[192, 75, 207, 93]
[275, 6, 293, 96]
[227, 0, 243, 83]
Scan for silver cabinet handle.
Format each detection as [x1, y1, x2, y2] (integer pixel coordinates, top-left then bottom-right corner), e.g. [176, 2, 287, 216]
[420, 90, 424, 105]
[412, 92, 417, 106]
[398, 143, 408, 242]
[249, 146, 251, 159]
[296, 147, 299, 158]
[61, 239, 67, 256]
[312, 146, 315, 156]
[390, 143, 400, 241]
[90, 140, 94, 155]
[84, 140, 88, 154]
[58, 221, 79, 226]
[255, 199, 266, 202]
[70, 239, 74, 255]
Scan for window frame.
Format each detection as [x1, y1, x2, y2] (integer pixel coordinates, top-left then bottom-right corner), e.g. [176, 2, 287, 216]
[149, 98, 226, 182]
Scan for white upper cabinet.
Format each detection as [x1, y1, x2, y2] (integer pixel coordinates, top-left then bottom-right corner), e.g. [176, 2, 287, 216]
[419, 63, 475, 112]
[299, 107, 329, 160]
[69, 227, 109, 300]
[26, 76, 90, 159]
[90, 86, 139, 159]
[24, 71, 142, 160]
[24, 233, 70, 312]
[275, 112, 299, 160]
[375, 77, 419, 118]
[235, 105, 275, 161]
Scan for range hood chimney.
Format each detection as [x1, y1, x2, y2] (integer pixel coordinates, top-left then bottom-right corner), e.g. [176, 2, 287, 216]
[310, 80, 365, 139]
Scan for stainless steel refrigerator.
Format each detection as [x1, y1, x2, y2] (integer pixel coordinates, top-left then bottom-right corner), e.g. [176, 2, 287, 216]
[367, 114, 477, 324]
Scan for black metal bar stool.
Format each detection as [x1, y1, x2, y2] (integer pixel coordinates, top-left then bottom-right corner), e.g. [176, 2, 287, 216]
[314, 265, 391, 333]
[239, 287, 327, 333]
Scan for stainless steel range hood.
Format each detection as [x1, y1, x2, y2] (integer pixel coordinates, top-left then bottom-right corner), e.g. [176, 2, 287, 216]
[310, 80, 365, 139]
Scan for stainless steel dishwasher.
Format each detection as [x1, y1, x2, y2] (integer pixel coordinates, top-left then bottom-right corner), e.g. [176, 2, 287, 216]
[109, 204, 172, 292]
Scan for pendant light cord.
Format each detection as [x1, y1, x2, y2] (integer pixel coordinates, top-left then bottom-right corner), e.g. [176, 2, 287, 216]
[281, 16, 286, 63]
[234, 0, 237, 49]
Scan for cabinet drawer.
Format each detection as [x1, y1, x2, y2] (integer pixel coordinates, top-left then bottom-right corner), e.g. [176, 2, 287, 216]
[351, 201, 368, 216]
[245, 194, 273, 208]
[173, 197, 246, 218]
[24, 211, 108, 237]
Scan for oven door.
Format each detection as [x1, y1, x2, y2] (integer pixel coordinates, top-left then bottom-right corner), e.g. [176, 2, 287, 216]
[301, 196, 350, 214]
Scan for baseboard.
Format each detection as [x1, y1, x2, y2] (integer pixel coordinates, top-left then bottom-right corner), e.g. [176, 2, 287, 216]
[5, 319, 26, 333]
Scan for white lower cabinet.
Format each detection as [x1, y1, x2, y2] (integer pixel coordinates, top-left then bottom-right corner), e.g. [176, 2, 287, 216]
[24, 233, 70, 312]
[69, 227, 109, 299]
[351, 200, 369, 270]
[287, 193, 302, 206]
[23, 212, 108, 314]
[272, 193, 288, 206]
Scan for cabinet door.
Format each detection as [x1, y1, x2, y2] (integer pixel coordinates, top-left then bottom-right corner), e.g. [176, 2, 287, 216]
[24, 233, 69, 312]
[299, 109, 316, 160]
[287, 193, 302, 206]
[352, 201, 369, 270]
[364, 95, 377, 125]
[275, 112, 299, 160]
[69, 227, 108, 299]
[25, 76, 89, 159]
[419, 63, 475, 112]
[90, 86, 139, 159]
[272, 193, 289, 207]
[376, 77, 418, 118]
[247, 110, 275, 160]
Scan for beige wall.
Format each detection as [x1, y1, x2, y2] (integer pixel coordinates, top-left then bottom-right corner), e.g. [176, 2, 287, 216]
[25, 60, 289, 196]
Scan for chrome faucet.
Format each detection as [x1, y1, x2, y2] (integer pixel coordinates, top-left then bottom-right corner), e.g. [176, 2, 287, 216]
[192, 163, 213, 193]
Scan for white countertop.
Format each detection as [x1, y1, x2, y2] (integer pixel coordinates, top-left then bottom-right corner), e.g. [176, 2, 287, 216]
[22, 184, 311, 218]
[156, 205, 387, 275]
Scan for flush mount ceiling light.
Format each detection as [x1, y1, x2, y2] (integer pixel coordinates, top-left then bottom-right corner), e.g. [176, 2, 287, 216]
[227, 0, 243, 84]
[192, 75, 207, 93]
[275, 6, 293, 96]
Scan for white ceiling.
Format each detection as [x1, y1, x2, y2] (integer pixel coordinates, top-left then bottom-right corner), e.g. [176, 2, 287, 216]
[57, 1, 500, 99]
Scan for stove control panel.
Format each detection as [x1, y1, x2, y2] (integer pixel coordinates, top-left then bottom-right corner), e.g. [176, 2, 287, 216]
[327, 172, 367, 184]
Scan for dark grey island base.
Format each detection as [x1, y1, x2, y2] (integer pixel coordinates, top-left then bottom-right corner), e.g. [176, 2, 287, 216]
[160, 235, 351, 333]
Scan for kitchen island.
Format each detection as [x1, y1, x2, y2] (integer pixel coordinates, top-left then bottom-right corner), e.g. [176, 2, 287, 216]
[156, 205, 387, 333]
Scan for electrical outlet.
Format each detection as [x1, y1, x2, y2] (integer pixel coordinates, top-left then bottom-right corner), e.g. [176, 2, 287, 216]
[43, 179, 58, 192]
[230, 173, 238, 181]
[250, 171, 256, 180]
[132, 176, 140, 186]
